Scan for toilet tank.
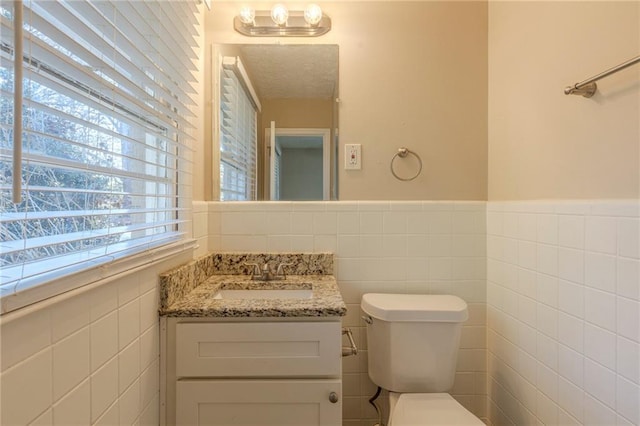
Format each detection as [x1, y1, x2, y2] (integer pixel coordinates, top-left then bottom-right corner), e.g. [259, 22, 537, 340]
[361, 293, 468, 393]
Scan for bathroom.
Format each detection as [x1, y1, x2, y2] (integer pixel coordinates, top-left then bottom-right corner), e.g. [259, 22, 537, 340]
[0, 1, 638, 425]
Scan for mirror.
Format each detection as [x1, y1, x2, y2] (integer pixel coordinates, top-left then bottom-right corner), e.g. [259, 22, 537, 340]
[215, 44, 339, 201]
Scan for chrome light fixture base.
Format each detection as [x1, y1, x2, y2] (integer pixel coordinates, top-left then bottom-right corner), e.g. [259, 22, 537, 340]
[234, 11, 331, 37]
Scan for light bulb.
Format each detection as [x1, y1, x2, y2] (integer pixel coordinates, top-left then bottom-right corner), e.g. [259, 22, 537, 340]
[303, 4, 322, 26]
[270, 3, 288, 26]
[238, 6, 255, 25]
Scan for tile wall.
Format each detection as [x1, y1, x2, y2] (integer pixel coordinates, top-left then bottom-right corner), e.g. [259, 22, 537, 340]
[0, 252, 191, 426]
[207, 201, 488, 425]
[486, 200, 640, 425]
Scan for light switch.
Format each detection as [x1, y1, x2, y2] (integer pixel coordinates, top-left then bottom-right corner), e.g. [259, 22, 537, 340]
[345, 144, 361, 170]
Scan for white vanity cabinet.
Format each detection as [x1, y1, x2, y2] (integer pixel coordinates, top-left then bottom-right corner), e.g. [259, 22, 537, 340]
[161, 318, 343, 426]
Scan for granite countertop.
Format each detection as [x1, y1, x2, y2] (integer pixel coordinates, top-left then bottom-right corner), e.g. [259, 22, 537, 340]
[160, 274, 346, 318]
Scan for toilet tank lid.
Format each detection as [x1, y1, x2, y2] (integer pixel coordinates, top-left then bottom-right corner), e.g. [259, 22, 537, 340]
[361, 294, 468, 322]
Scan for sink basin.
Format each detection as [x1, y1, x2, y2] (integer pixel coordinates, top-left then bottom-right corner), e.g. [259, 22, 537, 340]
[213, 289, 313, 300]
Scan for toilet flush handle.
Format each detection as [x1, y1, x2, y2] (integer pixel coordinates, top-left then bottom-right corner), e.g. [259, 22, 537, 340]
[362, 315, 373, 325]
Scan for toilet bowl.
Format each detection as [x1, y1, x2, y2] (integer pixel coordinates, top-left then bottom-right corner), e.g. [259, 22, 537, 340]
[388, 393, 483, 426]
[361, 293, 483, 426]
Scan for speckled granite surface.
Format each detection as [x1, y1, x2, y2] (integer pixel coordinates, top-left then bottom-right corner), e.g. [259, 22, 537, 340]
[159, 252, 345, 318]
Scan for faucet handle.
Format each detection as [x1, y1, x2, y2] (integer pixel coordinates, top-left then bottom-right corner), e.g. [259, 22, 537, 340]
[243, 262, 261, 277]
[275, 262, 293, 279]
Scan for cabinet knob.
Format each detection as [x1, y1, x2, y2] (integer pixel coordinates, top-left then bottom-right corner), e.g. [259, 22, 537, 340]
[329, 392, 339, 403]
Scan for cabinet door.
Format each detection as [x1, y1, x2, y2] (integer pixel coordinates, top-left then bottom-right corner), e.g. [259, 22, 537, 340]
[176, 322, 341, 378]
[176, 380, 341, 426]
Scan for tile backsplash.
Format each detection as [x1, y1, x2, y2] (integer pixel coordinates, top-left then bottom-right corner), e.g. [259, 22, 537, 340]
[486, 200, 639, 425]
[208, 201, 488, 425]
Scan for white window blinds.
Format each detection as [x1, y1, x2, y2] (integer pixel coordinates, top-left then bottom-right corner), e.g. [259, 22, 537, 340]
[0, 0, 199, 313]
[219, 58, 257, 201]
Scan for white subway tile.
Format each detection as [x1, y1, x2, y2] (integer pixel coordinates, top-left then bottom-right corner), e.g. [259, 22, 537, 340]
[0, 348, 52, 426]
[518, 268, 537, 299]
[558, 215, 585, 249]
[30, 408, 53, 426]
[584, 392, 617, 426]
[119, 339, 140, 395]
[558, 312, 584, 352]
[558, 248, 585, 284]
[617, 257, 640, 300]
[537, 214, 558, 245]
[502, 212, 519, 239]
[359, 212, 383, 234]
[452, 257, 486, 280]
[617, 337, 640, 384]
[558, 345, 584, 387]
[266, 212, 292, 234]
[139, 290, 158, 334]
[558, 376, 584, 422]
[289, 235, 314, 252]
[518, 296, 537, 328]
[486, 211, 503, 236]
[518, 241, 537, 270]
[140, 360, 159, 412]
[91, 357, 118, 423]
[518, 213, 538, 242]
[585, 252, 617, 293]
[452, 234, 486, 257]
[53, 328, 90, 402]
[537, 303, 558, 339]
[382, 211, 407, 234]
[429, 258, 453, 280]
[427, 211, 453, 234]
[618, 218, 640, 259]
[1, 308, 51, 372]
[453, 211, 486, 234]
[381, 235, 407, 257]
[336, 235, 360, 257]
[116, 275, 139, 307]
[585, 288, 617, 332]
[91, 311, 118, 372]
[537, 332, 558, 371]
[119, 379, 140, 425]
[537, 244, 558, 277]
[617, 297, 640, 342]
[52, 379, 90, 426]
[584, 323, 616, 370]
[313, 211, 337, 234]
[314, 235, 337, 252]
[290, 212, 313, 234]
[358, 201, 389, 211]
[139, 324, 159, 373]
[118, 299, 140, 350]
[585, 358, 616, 409]
[266, 237, 292, 254]
[559, 279, 584, 318]
[52, 294, 91, 343]
[536, 391, 559, 426]
[389, 201, 423, 211]
[337, 212, 360, 234]
[537, 273, 559, 308]
[537, 362, 559, 400]
[406, 211, 429, 234]
[616, 376, 640, 425]
[586, 216, 618, 255]
[407, 235, 429, 257]
[359, 235, 383, 258]
[427, 234, 452, 257]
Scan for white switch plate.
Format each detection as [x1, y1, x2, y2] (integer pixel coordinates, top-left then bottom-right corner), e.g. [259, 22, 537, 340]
[345, 144, 361, 170]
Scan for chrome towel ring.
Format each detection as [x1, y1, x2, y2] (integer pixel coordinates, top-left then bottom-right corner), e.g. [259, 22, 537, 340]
[390, 147, 422, 181]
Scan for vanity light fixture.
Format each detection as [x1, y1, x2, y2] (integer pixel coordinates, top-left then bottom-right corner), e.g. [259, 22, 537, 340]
[234, 4, 331, 37]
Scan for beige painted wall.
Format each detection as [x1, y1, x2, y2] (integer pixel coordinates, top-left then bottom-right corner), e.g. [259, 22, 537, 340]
[205, 1, 488, 200]
[488, 1, 640, 200]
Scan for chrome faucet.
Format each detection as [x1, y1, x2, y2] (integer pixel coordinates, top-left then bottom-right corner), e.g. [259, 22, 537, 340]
[243, 262, 292, 281]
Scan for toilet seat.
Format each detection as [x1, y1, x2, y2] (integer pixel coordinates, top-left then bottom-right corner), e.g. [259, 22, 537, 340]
[389, 393, 484, 426]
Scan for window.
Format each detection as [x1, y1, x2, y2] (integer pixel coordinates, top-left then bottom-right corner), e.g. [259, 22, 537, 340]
[0, 1, 199, 313]
[219, 57, 258, 201]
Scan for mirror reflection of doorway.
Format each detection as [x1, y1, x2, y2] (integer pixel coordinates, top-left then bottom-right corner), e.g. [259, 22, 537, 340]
[266, 125, 330, 200]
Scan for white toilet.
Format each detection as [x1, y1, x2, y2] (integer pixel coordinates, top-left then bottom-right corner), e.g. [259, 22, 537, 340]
[361, 293, 484, 426]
